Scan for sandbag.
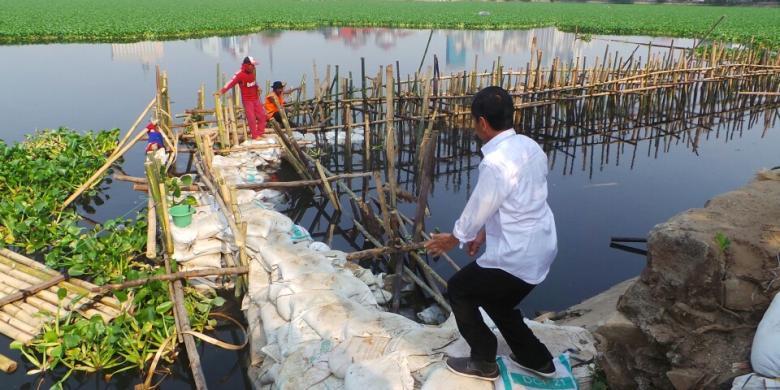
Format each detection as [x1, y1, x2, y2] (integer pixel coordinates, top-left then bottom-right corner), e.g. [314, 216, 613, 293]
[328, 335, 391, 378]
[344, 352, 414, 390]
[751, 292, 780, 378]
[273, 272, 377, 306]
[731, 373, 780, 389]
[275, 340, 333, 390]
[212, 155, 243, 168]
[240, 205, 294, 235]
[276, 317, 323, 356]
[494, 354, 578, 390]
[230, 189, 255, 204]
[179, 252, 222, 268]
[420, 363, 493, 390]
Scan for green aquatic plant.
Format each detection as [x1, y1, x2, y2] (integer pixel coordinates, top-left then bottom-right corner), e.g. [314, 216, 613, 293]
[0, 128, 119, 253]
[13, 277, 224, 385]
[1, 129, 227, 386]
[1, 1, 778, 47]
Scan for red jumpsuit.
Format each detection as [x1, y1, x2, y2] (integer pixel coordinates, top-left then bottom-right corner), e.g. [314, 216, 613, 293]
[220, 63, 266, 139]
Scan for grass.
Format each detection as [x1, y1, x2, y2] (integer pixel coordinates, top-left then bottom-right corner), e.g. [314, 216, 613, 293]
[0, 0, 778, 46]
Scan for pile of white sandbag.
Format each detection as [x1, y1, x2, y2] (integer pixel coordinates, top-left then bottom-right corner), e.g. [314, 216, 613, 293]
[164, 134, 598, 389]
[240, 208, 598, 389]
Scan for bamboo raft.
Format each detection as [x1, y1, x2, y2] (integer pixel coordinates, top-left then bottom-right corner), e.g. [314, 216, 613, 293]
[0, 249, 121, 343]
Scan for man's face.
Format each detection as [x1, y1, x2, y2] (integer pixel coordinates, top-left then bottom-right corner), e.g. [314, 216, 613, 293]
[473, 116, 489, 142]
[274, 88, 283, 94]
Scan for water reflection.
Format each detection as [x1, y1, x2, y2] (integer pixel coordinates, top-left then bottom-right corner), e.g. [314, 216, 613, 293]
[105, 28, 687, 74]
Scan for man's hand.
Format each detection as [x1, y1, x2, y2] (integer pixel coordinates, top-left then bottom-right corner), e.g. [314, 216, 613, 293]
[467, 229, 486, 257]
[213, 91, 221, 97]
[425, 233, 459, 257]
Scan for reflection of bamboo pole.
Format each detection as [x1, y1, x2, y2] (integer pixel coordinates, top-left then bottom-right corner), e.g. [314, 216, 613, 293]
[352, 219, 451, 313]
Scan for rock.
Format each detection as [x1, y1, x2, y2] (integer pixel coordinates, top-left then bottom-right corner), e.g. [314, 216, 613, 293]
[600, 172, 780, 389]
[417, 305, 448, 325]
[666, 368, 706, 390]
[556, 277, 637, 332]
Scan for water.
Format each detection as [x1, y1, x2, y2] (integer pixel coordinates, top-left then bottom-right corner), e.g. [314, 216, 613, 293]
[0, 28, 777, 388]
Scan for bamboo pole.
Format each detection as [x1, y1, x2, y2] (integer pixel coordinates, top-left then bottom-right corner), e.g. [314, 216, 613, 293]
[315, 161, 341, 212]
[60, 126, 149, 210]
[0, 274, 66, 309]
[0, 353, 17, 373]
[166, 256, 208, 390]
[116, 98, 156, 151]
[346, 243, 425, 261]
[385, 64, 399, 208]
[0, 251, 121, 311]
[146, 191, 157, 259]
[93, 267, 248, 294]
[235, 171, 371, 189]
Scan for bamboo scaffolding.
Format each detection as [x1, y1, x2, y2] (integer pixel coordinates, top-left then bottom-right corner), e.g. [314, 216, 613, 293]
[146, 42, 777, 342]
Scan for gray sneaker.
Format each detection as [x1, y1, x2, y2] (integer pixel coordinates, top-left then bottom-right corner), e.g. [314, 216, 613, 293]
[445, 357, 500, 381]
[509, 354, 557, 378]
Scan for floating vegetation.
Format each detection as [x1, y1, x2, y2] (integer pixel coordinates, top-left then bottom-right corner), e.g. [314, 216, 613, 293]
[0, 129, 224, 386]
[0, 0, 779, 46]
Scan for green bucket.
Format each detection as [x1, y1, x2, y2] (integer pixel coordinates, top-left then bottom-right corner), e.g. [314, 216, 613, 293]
[169, 205, 195, 228]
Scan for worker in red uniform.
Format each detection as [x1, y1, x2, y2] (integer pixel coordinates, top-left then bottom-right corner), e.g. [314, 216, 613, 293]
[265, 81, 301, 127]
[215, 56, 266, 139]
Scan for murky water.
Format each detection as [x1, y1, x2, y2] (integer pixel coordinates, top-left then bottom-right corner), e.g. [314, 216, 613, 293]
[0, 28, 777, 388]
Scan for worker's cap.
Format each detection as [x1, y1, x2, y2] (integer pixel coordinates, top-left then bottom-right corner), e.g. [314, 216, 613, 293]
[272, 81, 284, 90]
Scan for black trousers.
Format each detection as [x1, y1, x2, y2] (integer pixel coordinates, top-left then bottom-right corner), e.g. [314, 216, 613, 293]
[447, 261, 553, 367]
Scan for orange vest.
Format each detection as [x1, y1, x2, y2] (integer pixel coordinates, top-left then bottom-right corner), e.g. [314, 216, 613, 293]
[265, 93, 285, 117]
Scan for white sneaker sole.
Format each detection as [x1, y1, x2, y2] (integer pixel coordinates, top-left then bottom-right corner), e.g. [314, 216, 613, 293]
[445, 362, 500, 381]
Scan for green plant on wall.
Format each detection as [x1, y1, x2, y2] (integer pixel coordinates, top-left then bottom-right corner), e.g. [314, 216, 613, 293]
[714, 232, 731, 254]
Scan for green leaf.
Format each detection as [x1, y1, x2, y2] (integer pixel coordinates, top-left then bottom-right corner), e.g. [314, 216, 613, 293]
[43, 330, 58, 343]
[68, 265, 85, 277]
[180, 175, 193, 186]
[113, 290, 128, 303]
[57, 287, 68, 301]
[155, 301, 173, 314]
[63, 334, 81, 349]
[10, 341, 23, 350]
[50, 345, 63, 358]
[212, 296, 226, 307]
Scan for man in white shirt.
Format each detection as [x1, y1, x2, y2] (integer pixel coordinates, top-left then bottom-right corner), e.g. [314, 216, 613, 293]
[426, 86, 557, 381]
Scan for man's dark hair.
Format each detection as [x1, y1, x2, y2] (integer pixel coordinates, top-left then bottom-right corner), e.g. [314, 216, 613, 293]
[470, 86, 514, 131]
[242, 56, 252, 65]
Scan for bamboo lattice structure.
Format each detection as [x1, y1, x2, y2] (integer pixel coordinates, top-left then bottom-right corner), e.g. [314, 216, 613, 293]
[0, 249, 122, 343]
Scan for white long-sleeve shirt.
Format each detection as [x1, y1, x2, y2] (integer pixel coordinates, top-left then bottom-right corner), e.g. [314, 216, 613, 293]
[452, 129, 557, 284]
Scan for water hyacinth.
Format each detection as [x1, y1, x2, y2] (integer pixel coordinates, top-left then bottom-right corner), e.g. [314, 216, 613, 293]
[0, 0, 778, 46]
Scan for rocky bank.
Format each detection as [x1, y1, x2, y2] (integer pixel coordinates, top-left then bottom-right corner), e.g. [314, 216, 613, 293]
[588, 169, 780, 389]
